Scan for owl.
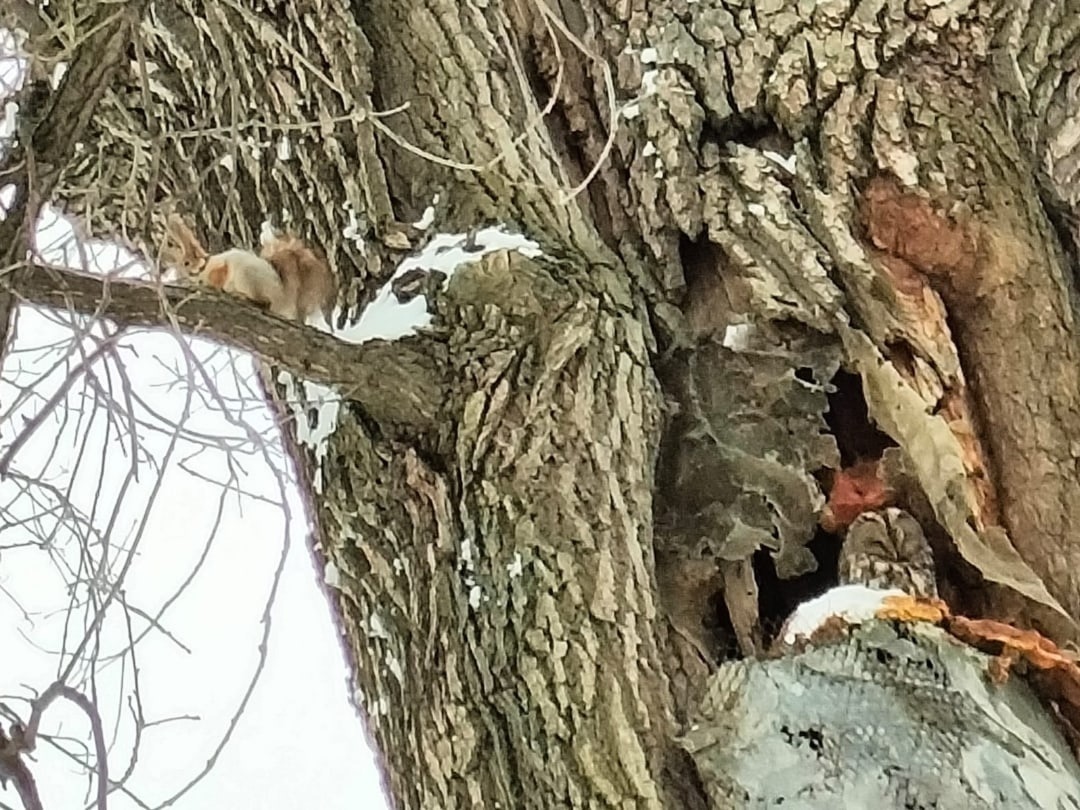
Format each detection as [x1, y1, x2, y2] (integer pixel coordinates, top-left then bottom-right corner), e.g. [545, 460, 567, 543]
[838, 508, 938, 598]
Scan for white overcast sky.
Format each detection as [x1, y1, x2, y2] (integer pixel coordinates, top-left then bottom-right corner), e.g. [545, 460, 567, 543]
[0, 207, 391, 809]
[0, 28, 391, 809]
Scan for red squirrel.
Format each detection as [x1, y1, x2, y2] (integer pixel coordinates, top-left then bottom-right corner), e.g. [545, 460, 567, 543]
[162, 214, 335, 323]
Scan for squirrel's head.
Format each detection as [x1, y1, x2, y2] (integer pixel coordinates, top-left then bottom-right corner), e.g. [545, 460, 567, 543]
[161, 214, 209, 279]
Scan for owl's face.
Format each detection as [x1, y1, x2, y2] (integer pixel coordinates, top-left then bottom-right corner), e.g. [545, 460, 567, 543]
[838, 508, 938, 599]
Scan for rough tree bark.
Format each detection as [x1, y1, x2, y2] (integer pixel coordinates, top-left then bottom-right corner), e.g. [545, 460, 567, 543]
[5, 0, 1080, 808]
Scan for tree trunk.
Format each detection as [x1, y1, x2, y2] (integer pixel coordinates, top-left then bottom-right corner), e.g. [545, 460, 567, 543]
[6, 0, 1080, 808]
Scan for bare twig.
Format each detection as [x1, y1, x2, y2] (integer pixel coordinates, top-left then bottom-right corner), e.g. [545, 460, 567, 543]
[10, 681, 109, 810]
[0, 336, 115, 475]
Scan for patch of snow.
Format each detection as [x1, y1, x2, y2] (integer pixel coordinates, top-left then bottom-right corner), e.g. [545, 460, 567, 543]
[0, 185, 16, 219]
[337, 282, 431, 344]
[642, 141, 657, 157]
[782, 584, 905, 645]
[764, 150, 797, 174]
[640, 47, 658, 64]
[332, 225, 543, 345]
[49, 61, 67, 88]
[1, 102, 17, 140]
[641, 69, 660, 95]
[276, 135, 292, 161]
[259, 220, 277, 247]
[299, 382, 339, 459]
[722, 323, 753, 351]
[622, 102, 642, 120]
[276, 371, 340, 481]
[469, 584, 483, 609]
[324, 560, 341, 588]
[747, 202, 766, 217]
[507, 552, 523, 579]
[413, 194, 439, 229]
[414, 206, 435, 230]
[368, 611, 390, 641]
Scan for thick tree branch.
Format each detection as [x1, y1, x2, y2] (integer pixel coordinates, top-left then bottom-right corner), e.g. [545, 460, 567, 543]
[9, 265, 446, 430]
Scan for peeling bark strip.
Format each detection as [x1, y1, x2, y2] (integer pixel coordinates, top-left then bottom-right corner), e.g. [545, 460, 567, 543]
[861, 171, 1080, 634]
